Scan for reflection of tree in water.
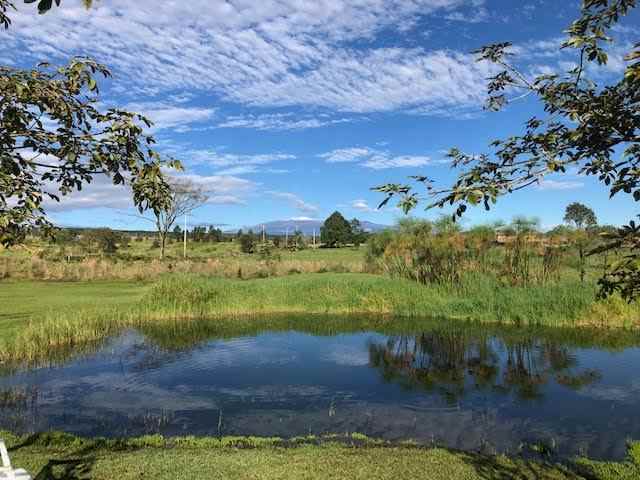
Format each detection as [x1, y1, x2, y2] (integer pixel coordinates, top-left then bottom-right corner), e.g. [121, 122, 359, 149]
[368, 331, 601, 403]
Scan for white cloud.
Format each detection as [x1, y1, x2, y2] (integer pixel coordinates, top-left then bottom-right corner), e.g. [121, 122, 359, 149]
[363, 154, 431, 169]
[44, 175, 135, 212]
[319, 147, 431, 169]
[3, 0, 494, 114]
[267, 191, 319, 215]
[537, 179, 584, 191]
[350, 199, 378, 213]
[170, 149, 296, 174]
[319, 147, 375, 163]
[218, 113, 356, 131]
[45, 172, 257, 212]
[124, 101, 216, 132]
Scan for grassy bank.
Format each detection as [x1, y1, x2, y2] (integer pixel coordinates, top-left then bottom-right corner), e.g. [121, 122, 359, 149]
[1, 273, 639, 364]
[139, 273, 637, 325]
[1, 431, 638, 480]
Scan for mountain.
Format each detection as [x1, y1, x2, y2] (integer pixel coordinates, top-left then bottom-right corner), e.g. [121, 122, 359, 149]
[236, 219, 390, 236]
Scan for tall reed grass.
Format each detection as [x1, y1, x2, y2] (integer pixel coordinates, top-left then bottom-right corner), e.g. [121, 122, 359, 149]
[2, 273, 638, 366]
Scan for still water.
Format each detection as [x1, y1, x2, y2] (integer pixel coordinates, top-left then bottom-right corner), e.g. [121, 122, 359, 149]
[1, 325, 640, 460]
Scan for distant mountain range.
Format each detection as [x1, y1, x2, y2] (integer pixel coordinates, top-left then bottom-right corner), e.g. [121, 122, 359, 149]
[236, 219, 390, 236]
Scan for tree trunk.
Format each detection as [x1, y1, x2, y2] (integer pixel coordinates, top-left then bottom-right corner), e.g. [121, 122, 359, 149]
[159, 232, 166, 259]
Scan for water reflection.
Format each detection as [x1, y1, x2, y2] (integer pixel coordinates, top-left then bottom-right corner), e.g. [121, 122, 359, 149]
[368, 333, 601, 402]
[0, 323, 639, 460]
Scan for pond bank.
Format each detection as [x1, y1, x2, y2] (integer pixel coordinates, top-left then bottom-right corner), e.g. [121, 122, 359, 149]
[1, 431, 638, 480]
[1, 273, 639, 363]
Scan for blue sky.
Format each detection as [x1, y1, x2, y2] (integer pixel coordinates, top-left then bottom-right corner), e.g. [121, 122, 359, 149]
[3, 0, 639, 230]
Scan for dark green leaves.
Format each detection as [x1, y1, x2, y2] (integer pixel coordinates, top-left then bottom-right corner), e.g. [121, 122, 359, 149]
[1, 59, 180, 247]
[374, 0, 640, 300]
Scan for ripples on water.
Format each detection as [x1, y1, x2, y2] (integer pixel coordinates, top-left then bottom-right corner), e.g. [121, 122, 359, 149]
[1, 325, 640, 460]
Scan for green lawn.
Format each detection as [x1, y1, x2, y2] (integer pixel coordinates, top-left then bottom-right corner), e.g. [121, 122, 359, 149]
[2, 432, 638, 480]
[0, 281, 147, 347]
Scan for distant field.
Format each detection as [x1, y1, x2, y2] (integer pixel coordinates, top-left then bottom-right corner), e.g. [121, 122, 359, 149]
[0, 240, 366, 282]
[0, 238, 366, 262]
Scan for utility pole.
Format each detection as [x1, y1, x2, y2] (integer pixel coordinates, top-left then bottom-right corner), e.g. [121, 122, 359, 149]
[183, 213, 187, 259]
[262, 224, 266, 244]
[285, 228, 289, 248]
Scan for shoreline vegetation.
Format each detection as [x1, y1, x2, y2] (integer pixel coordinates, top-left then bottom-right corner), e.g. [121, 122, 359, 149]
[0, 430, 638, 480]
[1, 273, 639, 364]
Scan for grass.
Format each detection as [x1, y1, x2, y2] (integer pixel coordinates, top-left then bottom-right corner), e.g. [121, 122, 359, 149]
[0, 241, 366, 281]
[1, 273, 639, 364]
[1, 431, 638, 480]
[0, 280, 147, 346]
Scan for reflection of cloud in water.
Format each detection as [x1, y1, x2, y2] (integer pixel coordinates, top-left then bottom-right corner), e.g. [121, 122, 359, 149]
[186, 338, 299, 370]
[35, 373, 218, 412]
[323, 347, 370, 367]
[213, 385, 330, 401]
[578, 380, 640, 404]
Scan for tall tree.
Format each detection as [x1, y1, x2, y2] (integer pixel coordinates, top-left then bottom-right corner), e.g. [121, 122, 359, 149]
[376, 0, 640, 301]
[564, 202, 597, 230]
[321, 211, 353, 247]
[565, 202, 598, 283]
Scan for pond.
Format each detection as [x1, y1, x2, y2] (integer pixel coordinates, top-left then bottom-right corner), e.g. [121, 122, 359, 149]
[1, 322, 640, 460]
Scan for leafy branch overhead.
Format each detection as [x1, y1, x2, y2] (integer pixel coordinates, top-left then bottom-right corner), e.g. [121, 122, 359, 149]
[0, 58, 181, 246]
[1, 0, 94, 28]
[374, 0, 640, 301]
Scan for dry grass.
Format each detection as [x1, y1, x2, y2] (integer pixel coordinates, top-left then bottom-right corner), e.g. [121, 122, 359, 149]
[0, 256, 363, 281]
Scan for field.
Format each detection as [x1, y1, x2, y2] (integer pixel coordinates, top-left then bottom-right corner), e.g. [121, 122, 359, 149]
[1, 234, 639, 363]
[2, 235, 640, 479]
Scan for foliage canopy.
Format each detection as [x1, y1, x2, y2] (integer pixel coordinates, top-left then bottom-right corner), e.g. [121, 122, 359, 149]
[375, 0, 640, 301]
[1, 1, 179, 246]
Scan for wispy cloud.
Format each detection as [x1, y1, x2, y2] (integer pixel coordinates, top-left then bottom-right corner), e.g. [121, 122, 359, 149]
[350, 199, 378, 213]
[124, 101, 216, 132]
[173, 149, 296, 174]
[218, 113, 357, 131]
[319, 148, 376, 163]
[44, 172, 256, 211]
[267, 191, 320, 215]
[537, 179, 584, 191]
[319, 147, 431, 169]
[3, 0, 494, 115]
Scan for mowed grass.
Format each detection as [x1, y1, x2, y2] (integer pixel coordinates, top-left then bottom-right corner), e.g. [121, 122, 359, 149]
[3, 431, 639, 480]
[0, 281, 147, 347]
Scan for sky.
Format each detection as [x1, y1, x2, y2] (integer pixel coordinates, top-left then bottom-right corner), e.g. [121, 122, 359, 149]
[3, 0, 639, 231]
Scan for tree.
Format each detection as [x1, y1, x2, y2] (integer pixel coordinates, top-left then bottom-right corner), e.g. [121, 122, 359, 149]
[375, 0, 640, 301]
[1, 57, 180, 247]
[1, 1, 177, 247]
[82, 228, 123, 255]
[564, 203, 598, 283]
[349, 219, 368, 247]
[321, 211, 352, 247]
[138, 179, 208, 259]
[564, 202, 597, 230]
[239, 230, 255, 254]
[1, 0, 93, 28]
